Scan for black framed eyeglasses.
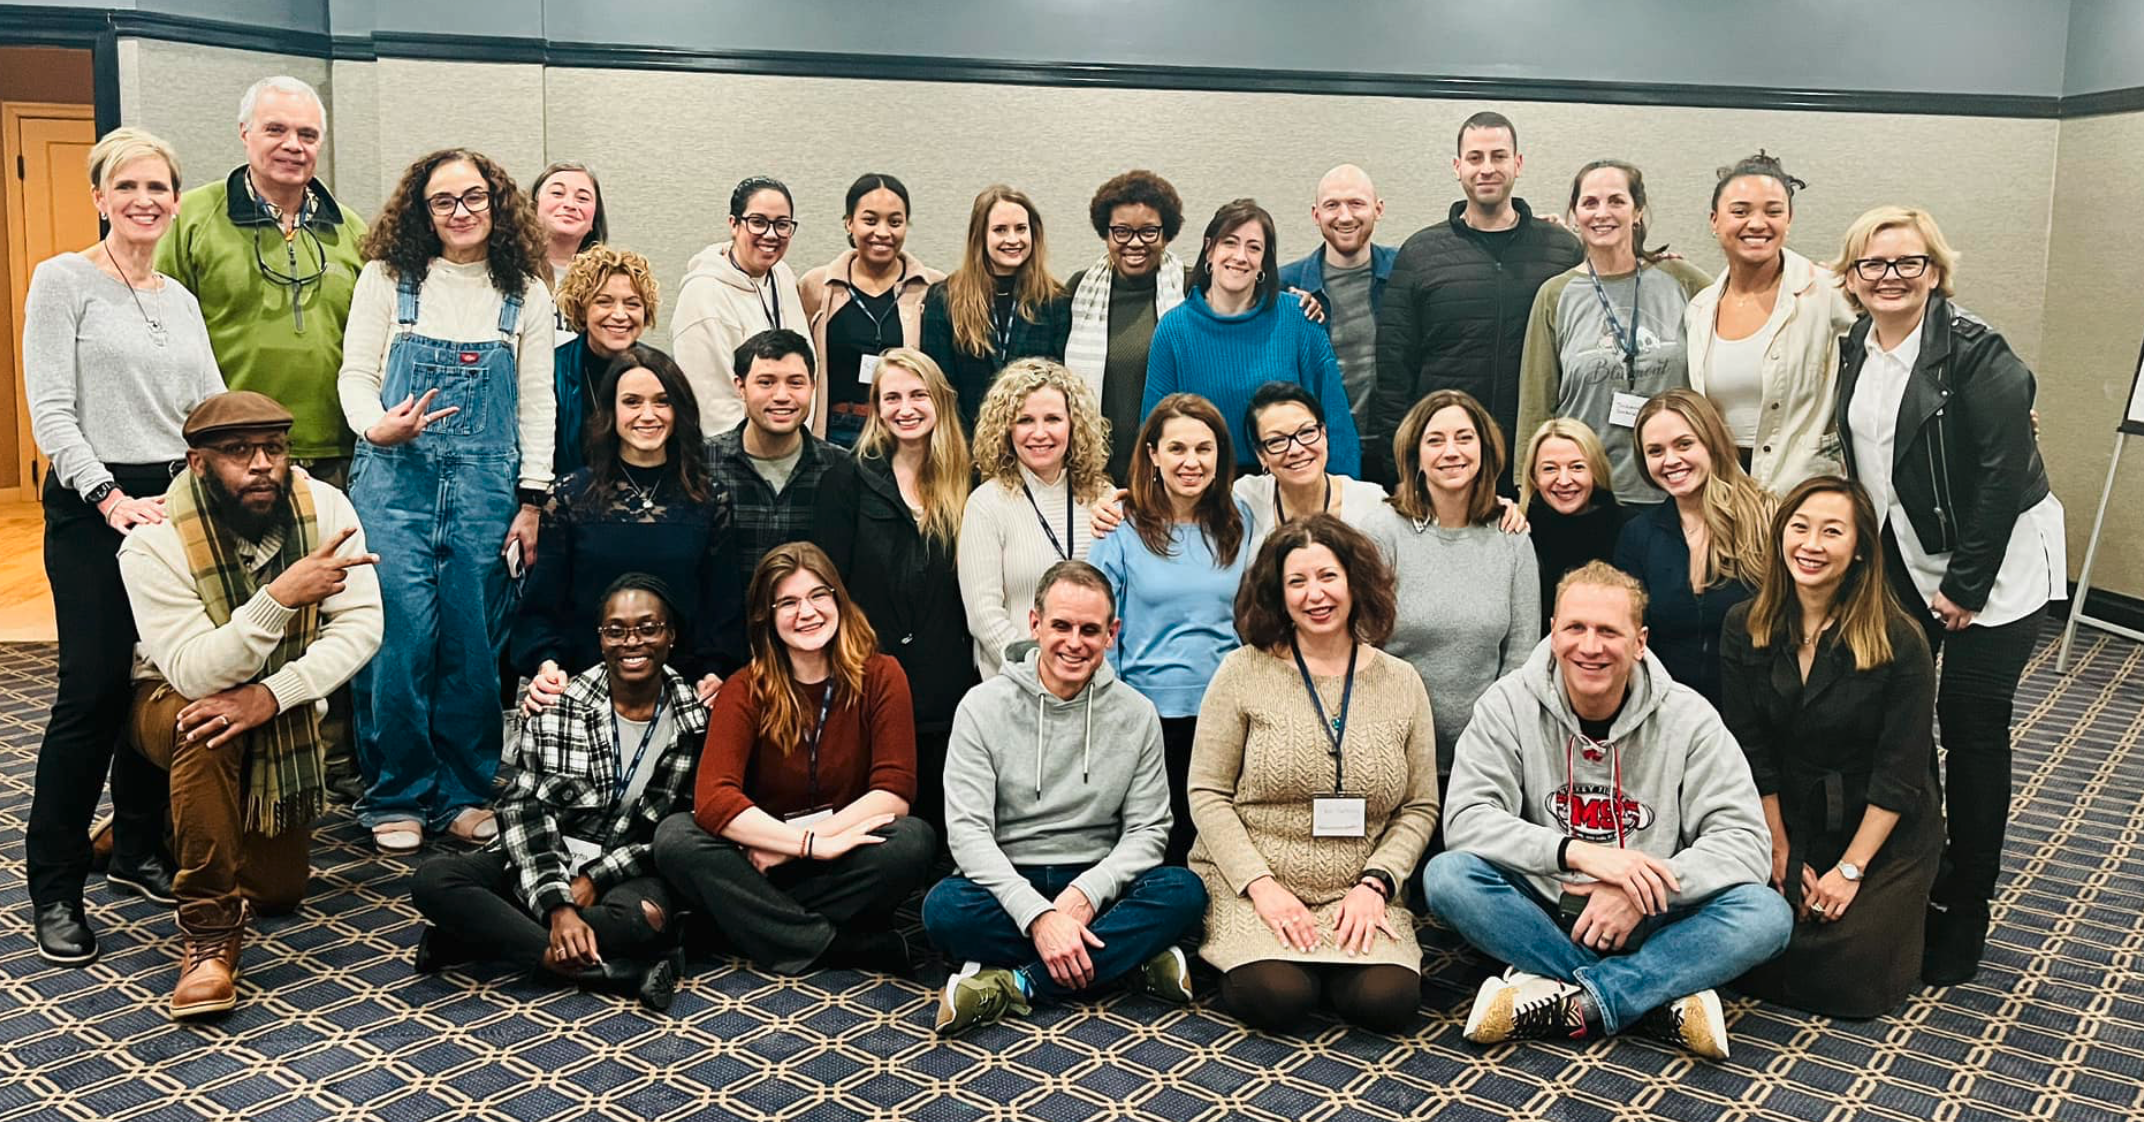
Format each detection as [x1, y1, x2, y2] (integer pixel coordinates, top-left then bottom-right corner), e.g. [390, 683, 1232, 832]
[1258, 424, 1326, 457]
[597, 621, 670, 641]
[1108, 225, 1165, 246]
[205, 436, 291, 461]
[425, 189, 491, 217]
[740, 215, 799, 238]
[1850, 255, 1932, 282]
[252, 225, 327, 288]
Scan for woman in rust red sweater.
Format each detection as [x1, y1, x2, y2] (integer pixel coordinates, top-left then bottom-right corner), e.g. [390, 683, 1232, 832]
[651, 542, 935, 976]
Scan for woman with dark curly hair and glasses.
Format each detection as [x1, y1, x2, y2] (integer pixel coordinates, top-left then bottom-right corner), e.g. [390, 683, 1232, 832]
[336, 147, 554, 854]
[1063, 170, 1190, 479]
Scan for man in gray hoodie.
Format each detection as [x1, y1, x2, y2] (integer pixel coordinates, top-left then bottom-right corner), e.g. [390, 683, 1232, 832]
[922, 560, 1208, 1036]
[1423, 561, 1791, 1060]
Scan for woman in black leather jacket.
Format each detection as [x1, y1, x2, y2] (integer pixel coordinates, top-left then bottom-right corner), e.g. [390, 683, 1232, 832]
[1832, 206, 2065, 988]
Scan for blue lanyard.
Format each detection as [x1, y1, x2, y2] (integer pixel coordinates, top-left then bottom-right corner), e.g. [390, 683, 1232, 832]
[1586, 260, 1641, 383]
[1021, 479, 1074, 561]
[609, 692, 666, 806]
[804, 684, 835, 808]
[1291, 636, 1357, 793]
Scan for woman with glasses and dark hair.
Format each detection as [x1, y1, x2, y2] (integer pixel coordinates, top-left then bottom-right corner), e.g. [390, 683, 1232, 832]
[1143, 199, 1360, 477]
[799, 174, 945, 449]
[1063, 170, 1191, 479]
[531, 161, 607, 344]
[675, 176, 808, 435]
[1832, 205, 2063, 987]
[337, 146, 554, 855]
[411, 574, 707, 1013]
[1721, 477, 1942, 1017]
[549, 246, 657, 478]
[921, 185, 1071, 428]
[652, 542, 935, 977]
[515, 343, 741, 715]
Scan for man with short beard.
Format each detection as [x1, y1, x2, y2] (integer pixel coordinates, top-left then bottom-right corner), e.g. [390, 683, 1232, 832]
[117, 391, 382, 1019]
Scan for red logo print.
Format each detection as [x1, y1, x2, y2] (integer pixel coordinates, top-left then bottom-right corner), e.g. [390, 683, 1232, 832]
[1545, 785, 1656, 844]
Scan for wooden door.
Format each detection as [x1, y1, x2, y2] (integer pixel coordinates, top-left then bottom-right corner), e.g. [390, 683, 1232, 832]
[4, 103, 97, 502]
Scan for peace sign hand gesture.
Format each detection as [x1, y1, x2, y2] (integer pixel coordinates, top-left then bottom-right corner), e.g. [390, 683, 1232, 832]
[364, 388, 459, 447]
[265, 526, 378, 608]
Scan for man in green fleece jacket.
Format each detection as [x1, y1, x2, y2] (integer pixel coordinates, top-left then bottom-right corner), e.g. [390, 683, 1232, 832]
[923, 560, 1208, 1036]
[1423, 561, 1791, 1060]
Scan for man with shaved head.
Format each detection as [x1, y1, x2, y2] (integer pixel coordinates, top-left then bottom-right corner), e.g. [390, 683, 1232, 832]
[1279, 164, 1395, 443]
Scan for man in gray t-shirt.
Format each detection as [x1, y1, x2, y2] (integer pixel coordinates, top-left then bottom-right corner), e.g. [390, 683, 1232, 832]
[1277, 164, 1397, 445]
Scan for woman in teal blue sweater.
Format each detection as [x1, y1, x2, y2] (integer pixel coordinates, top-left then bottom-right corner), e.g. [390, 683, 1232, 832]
[1142, 199, 1360, 476]
[1088, 393, 1253, 864]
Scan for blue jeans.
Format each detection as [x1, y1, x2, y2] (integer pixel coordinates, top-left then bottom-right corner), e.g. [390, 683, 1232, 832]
[1423, 851, 1791, 1035]
[922, 865, 1208, 1002]
[349, 276, 526, 830]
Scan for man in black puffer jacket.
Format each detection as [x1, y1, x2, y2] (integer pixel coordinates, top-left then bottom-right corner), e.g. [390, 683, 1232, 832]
[1373, 111, 1581, 487]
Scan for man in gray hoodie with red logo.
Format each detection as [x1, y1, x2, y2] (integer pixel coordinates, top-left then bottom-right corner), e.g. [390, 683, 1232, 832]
[1424, 561, 1791, 1060]
[922, 560, 1208, 1036]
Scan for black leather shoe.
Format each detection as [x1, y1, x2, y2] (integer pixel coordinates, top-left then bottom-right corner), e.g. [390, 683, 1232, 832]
[325, 771, 367, 806]
[412, 926, 475, 975]
[1922, 900, 1989, 986]
[35, 901, 98, 966]
[107, 854, 178, 907]
[637, 948, 684, 1013]
[819, 928, 912, 977]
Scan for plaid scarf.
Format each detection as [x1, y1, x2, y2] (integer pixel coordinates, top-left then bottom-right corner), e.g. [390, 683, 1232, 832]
[1064, 249, 1185, 399]
[164, 469, 326, 835]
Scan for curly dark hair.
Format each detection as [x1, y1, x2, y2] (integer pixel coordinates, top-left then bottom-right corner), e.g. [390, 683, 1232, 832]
[1234, 513, 1395, 650]
[362, 148, 545, 297]
[1088, 170, 1184, 241]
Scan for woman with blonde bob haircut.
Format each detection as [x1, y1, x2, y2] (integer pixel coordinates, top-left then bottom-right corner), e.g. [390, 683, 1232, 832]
[1614, 389, 1773, 705]
[812, 347, 974, 833]
[652, 541, 935, 976]
[1520, 418, 1630, 631]
[550, 245, 659, 477]
[958, 357, 1113, 677]
[921, 186, 1071, 426]
[1361, 390, 1538, 776]
[1830, 203, 2061, 987]
[1721, 476, 1941, 1017]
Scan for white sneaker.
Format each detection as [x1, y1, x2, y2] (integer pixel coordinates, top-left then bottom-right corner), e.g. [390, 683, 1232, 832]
[1463, 968, 1588, 1045]
[1634, 989, 1730, 1060]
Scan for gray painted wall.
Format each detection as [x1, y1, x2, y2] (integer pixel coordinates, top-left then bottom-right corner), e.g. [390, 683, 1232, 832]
[2064, 0, 2144, 94]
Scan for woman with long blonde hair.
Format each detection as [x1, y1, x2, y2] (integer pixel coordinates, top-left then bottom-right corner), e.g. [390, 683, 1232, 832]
[957, 357, 1113, 677]
[651, 542, 935, 977]
[1613, 389, 1774, 704]
[920, 185, 1070, 427]
[812, 347, 974, 833]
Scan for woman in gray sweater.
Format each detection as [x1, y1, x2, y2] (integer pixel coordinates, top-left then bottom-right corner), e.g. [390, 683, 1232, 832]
[23, 128, 226, 966]
[1359, 390, 1540, 779]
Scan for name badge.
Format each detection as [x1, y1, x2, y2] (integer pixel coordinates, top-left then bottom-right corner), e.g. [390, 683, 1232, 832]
[785, 807, 835, 828]
[858, 353, 882, 386]
[562, 835, 602, 869]
[1609, 391, 1648, 429]
[1312, 795, 1367, 838]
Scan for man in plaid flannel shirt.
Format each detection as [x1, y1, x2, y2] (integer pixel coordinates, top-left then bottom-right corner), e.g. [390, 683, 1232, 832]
[409, 574, 710, 1011]
[702, 329, 848, 589]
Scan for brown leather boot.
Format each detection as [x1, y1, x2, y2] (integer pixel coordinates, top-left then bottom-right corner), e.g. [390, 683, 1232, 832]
[170, 930, 242, 1020]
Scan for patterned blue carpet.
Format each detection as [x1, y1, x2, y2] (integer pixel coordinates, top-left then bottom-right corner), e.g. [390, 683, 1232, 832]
[2, 633, 2141, 1121]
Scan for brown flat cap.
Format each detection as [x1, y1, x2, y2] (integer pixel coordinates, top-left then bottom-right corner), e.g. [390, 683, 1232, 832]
[184, 391, 294, 445]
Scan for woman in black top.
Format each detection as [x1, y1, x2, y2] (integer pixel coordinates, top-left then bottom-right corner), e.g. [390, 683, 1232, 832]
[800, 174, 945, 450]
[1518, 417, 1627, 632]
[812, 346, 975, 834]
[1062, 171, 1192, 480]
[517, 344, 742, 711]
[1723, 477, 1940, 1017]
[919, 185, 1070, 428]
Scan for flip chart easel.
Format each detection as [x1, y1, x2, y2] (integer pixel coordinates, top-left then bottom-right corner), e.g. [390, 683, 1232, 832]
[2055, 335, 2144, 672]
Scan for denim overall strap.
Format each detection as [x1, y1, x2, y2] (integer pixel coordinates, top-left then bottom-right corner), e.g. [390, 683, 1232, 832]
[395, 272, 422, 331]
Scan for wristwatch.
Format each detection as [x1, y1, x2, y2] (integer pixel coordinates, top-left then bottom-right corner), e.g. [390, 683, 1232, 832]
[1836, 862, 1863, 882]
[83, 481, 117, 509]
[1360, 868, 1397, 900]
[516, 487, 547, 508]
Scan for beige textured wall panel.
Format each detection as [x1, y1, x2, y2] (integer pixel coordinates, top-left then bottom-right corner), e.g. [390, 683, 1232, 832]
[370, 59, 547, 207]
[2042, 110, 2144, 600]
[328, 59, 382, 220]
[116, 39, 333, 194]
[543, 71, 2055, 362]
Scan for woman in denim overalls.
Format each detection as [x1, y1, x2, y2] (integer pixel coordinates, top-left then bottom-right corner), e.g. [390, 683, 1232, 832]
[337, 149, 555, 853]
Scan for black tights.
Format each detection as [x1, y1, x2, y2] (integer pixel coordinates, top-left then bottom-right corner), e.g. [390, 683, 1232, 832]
[1220, 960, 1420, 1034]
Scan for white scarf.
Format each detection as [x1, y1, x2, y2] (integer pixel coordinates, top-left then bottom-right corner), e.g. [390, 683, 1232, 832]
[1063, 249, 1186, 400]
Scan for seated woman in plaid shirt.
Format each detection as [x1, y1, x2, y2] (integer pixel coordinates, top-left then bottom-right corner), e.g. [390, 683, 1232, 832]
[409, 574, 709, 1012]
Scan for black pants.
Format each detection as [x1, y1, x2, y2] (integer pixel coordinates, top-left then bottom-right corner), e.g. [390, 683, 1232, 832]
[651, 812, 935, 975]
[909, 721, 953, 842]
[409, 847, 675, 971]
[1885, 529, 2044, 906]
[1160, 716, 1197, 866]
[25, 468, 175, 907]
[1219, 960, 1421, 1034]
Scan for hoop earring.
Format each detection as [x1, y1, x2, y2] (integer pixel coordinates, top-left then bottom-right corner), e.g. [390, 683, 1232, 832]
[1256, 271, 1266, 284]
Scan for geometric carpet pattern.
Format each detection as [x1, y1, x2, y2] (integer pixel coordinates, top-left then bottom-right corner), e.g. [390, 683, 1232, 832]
[2, 634, 2141, 1121]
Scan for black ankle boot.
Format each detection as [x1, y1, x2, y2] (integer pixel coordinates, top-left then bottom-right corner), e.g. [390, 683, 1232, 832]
[570, 957, 679, 1013]
[818, 928, 912, 977]
[34, 901, 98, 966]
[1922, 899, 1989, 986]
[107, 853, 177, 908]
[412, 926, 476, 975]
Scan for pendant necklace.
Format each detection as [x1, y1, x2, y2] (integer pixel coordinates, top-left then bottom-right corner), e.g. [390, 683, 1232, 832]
[105, 241, 167, 346]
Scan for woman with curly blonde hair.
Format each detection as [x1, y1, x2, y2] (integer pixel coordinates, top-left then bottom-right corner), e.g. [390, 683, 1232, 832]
[957, 357, 1113, 677]
[336, 146, 553, 853]
[550, 245, 658, 476]
[1612, 389, 1774, 706]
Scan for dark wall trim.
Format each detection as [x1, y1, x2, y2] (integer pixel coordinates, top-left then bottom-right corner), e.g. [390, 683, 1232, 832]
[2071, 586, 2144, 638]
[4, 4, 2143, 122]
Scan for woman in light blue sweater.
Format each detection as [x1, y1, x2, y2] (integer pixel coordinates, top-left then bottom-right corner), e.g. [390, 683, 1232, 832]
[1088, 394, 1252, 865]
[1142, 199, 1360, 476]
[1359, 389, 1539, 781]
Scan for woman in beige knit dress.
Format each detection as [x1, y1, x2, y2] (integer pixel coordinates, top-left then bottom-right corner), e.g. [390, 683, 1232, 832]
[1188, 514, 1439, 1033]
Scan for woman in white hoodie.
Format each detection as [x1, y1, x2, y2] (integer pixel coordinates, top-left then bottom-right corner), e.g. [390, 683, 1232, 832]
[673, 176, 808, 436]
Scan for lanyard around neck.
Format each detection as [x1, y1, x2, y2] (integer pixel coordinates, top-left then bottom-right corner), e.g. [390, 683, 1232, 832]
[609, 691, 667, 806]
[1274, 474, 1332, 528]
[803, 681, 835, 808]
[1021, 477, 1074, 561]
[1585, 260, 1641, 383]
[1291, 635, 1357, 793]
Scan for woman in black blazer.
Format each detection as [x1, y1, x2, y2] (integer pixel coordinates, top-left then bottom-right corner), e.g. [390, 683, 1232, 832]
[1832, 206, 2064, 985]
[1723, 477, 1940, 1017]
[812, 347, 976, 834]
